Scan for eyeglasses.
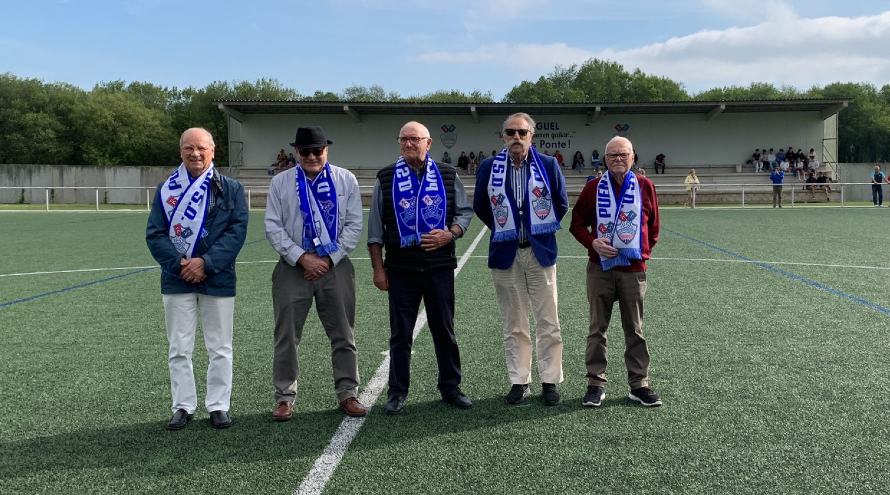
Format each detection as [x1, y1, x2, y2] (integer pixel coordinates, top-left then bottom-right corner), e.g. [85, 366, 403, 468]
[398, 136, 430, 145]
[606, 152, 631, 161]
[298, 148, 325, 158]
[503, 128, 531, 137]
[181, 145, 212, 153]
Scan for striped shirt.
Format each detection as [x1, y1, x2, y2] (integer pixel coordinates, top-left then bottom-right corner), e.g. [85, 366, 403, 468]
[509, 156, 529, 243]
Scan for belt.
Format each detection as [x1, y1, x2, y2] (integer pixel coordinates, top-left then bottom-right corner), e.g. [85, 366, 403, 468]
[518, 240, 531, 249]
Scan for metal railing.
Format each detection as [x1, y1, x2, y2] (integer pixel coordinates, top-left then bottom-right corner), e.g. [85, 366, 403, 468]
[0, 182, 882, 211]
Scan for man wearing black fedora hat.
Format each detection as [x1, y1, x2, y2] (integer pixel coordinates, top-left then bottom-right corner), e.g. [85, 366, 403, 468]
[265, 125, 367, 420]
[367, 121, 474, 415]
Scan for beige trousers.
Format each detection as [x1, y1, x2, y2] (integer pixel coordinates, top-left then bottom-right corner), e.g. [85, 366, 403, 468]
[491, 248, 564, 385]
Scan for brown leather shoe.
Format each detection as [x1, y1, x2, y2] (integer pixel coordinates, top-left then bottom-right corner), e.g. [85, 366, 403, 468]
[339, 397, 368, 417]
[272, 401, 293, 421]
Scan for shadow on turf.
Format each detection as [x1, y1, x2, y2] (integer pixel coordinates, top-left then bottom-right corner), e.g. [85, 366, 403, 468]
[0, 409, 352, 480]
[346, 393, 652, 452]
[0, 395, 652, 480]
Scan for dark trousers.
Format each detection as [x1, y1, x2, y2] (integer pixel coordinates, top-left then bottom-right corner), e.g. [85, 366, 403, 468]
[387, 267, 461, 398]
[873, 184, 883, 205]
[272, 258, 359, 403]
[585, 262, 651, 389]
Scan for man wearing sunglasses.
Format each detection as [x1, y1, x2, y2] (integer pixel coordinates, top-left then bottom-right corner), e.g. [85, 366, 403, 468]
[264, 126, 367, 421]
[473, 113, 569, 406]
[367, 121, 474, 415]
[569, 136, 662, 408]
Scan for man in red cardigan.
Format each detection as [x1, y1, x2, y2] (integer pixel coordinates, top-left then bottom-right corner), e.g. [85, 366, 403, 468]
[569, 135, 662, 408]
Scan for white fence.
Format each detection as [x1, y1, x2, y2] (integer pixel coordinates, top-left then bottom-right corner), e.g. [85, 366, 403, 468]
[0, 182, 884, 211]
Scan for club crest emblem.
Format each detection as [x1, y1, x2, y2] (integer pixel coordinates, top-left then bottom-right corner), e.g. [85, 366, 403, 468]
[420, 195, 443, 228]
[166, 195, 178, 207]
[597, 222, 614, 236]
[439, 124, 457, 149]
[616, 210, 638, 243]
[398, 197, 416, 225]
[531, 195, 552, 220]
[318, 199, 336, 226]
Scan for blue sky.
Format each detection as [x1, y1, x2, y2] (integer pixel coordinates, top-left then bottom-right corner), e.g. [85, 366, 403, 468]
[2, 0, 889, 99]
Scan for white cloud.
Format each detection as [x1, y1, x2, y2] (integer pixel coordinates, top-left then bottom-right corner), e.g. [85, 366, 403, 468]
[417, 10, 890, 92]
[418, 42, 594, 69]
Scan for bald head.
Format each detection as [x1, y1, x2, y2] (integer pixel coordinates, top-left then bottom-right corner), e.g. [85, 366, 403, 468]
[180, 127, 216, 148]
[398, 121, 432, 168]
[179, 127, 216, 177]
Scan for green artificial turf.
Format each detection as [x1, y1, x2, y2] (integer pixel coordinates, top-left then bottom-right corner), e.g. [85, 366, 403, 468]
[1, 208, 888, 494]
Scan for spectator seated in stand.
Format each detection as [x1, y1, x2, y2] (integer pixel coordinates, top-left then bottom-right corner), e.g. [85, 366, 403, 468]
[653, 153, 666, 174]
[590, 149, 602, 170]
[815, 172, 832, 201]
[441, 151, 452, 164]
[571, 151, 585, 172]
[457, 151, 469, 171]
[553, 150, 565, 168]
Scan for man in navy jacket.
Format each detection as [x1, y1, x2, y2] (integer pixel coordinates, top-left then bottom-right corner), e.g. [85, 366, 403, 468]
[473, 113, 568, 406]
[146, 128, 248, 430]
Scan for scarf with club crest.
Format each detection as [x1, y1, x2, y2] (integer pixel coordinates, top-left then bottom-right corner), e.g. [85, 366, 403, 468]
[160, 163, 214, 258]
[487, 145, 560, 242]
[296, 162, 339, 257]
[392, 153, 446, 247]
[595, 171, 643, 271]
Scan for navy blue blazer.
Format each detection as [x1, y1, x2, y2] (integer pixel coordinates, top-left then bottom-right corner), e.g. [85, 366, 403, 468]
[473, 153, 568, 269]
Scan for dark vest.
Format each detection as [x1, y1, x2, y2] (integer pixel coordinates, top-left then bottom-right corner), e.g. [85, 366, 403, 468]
[377, 162, 458, 272]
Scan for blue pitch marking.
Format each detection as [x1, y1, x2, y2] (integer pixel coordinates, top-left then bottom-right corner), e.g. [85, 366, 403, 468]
[665, 227, 890, 316]
[0, 268, 154, 309]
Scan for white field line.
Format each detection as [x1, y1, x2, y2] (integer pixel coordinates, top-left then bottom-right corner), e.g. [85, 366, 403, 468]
[5, 254, 890, 279]
[294, 227, 489, 495]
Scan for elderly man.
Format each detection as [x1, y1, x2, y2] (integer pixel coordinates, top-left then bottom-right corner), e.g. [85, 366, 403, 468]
[569, 136, 662, 408]
[265, 126, 366, 420]
[146, 127, 248, 430]
[473, 112, 568, 406]
[368, 121, 474, 415]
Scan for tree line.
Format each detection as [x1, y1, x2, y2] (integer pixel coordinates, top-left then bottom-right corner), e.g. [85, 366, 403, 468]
[1, 59, 888, 167]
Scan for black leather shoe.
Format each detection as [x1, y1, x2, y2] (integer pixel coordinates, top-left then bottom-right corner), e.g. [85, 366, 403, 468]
[210, 410, 233, 429]
[442, 389, 473, 409]
[166, 409, 193, 431]
[384, 395, 407, 415]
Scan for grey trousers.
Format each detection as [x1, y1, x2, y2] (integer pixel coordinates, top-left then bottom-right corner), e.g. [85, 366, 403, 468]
[585, 261, 651, 389]
[272, 257, 359, 403]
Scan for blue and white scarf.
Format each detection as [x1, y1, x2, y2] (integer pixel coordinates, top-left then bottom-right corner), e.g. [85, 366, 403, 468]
[392, 154, 446, 247]
[296, 163, 339, 257]
[160, 163, 214, 258]
[487, 145, 560, 242]
[595, 171, 643, 271]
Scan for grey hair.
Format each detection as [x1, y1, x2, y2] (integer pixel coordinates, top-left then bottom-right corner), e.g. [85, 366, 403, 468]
[605, 135, 633, 152]
[502, 112, 536, 134]
[180, 127, 216, 148]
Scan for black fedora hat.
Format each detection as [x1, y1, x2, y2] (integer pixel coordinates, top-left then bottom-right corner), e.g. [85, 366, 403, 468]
[290, 126, 333, 148]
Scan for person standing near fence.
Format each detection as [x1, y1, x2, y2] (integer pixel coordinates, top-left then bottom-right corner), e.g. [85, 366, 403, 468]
[684, 169, 700, 208]
[146, 127, 248, 430]
[871, 165, 885, 207]
[265, 126, 367, 421]
[771, 167, 785, 208]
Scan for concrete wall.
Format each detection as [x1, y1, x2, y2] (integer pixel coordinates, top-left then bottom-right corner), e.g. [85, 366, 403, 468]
[236, 111, 827, 171]
[0, 164, 175, 204]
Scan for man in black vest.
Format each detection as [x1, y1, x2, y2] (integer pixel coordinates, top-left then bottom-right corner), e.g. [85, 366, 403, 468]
[367, 121, 474, 415]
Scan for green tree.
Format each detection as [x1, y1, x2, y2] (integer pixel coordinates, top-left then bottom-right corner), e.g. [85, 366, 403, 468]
[503, 59, 688, 103]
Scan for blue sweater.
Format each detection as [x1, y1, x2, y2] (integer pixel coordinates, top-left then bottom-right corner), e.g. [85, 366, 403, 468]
[473, 154, 568, 269]
[146, 173, 248, 296]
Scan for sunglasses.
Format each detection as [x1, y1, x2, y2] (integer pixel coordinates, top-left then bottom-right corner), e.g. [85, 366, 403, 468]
[298, 147, 325, 158]
[504, 128, 531, 137]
